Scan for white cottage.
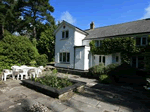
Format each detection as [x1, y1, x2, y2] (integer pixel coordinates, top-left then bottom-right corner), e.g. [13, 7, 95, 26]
[54, 19, 150, 70]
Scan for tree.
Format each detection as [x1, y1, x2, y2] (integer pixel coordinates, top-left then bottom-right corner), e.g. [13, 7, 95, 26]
[37, 24, 56, 62]
[0, 0, 22, 38]
[19, 0, 54, 39]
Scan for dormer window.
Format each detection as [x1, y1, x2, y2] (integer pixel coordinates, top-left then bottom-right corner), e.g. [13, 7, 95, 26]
[136, 37, 147, 46]
[62, 30, 69, 39]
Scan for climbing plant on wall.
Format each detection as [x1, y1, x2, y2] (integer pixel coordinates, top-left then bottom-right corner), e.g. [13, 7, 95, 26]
[89, 35, 150, 64]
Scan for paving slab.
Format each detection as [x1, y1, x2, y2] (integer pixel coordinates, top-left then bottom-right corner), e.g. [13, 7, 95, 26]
[0, 100, 15, 111]
[96, 101, 119, 112]
[47, 100, 68, 112]
[62, 107, 81, 112]
[72, 94, 100, 106]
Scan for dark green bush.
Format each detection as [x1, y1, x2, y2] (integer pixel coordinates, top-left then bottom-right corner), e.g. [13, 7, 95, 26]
[0, 31, 39, 71]
[35, 54, 48, 66]
[99, 74, 112, 84]
[89, 63, 105, 76]
[104, 63, 120, 74]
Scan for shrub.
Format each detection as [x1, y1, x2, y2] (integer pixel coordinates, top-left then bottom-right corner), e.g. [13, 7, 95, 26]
[104, 63, 120, 74]
[35, 54, 48, 66]
[89, 63, 105, 76]
[32, 72, 72, 89]
[99, 74, 112, 84]
[0, 32, 39, 71]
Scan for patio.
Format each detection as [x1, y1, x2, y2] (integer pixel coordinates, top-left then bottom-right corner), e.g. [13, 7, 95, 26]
[0, 72, 150, 112]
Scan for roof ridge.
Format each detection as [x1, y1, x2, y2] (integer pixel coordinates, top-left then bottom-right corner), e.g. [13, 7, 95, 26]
[84, 19, 145, 31]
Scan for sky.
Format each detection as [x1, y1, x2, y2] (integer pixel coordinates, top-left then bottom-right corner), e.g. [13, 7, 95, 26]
[50, 0, 150, 30]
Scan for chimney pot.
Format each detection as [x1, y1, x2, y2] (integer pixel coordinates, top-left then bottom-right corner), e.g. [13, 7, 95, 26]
[90, 21, 95, 29]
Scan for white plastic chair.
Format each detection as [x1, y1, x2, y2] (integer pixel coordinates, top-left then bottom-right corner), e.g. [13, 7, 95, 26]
[11, 65, 20, 70]
[2, 69, 13, 81]
[18, 68, 28, 80]
[38, 66, 44, 71]
[35, 68, 42, 77]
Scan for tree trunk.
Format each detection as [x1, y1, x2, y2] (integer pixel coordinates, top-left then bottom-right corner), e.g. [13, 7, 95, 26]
[33, 26, 36, 38]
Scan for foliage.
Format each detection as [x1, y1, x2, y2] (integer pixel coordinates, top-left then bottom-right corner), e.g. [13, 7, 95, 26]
[89, 63, 105, 76]
[104, 63, 120, 74]
[0, 32, 39, 71]
[99, 74, 112, 84]
[32, 71, 73, 89]
[0, 0, 22, 37]
[90, 36, 150, 63]
[35, 54, 48, 67]
[37, 26, 56, 62]
[19, 0, 55, 39]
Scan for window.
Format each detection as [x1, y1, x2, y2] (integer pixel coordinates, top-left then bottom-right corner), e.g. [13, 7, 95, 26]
[103, 56, 105, 64]
[136, 37, 147, 46]
[62, 32, 65, 38]
[136, 38, 141, 46]
[99, 56, 101, 63]
[95, 40, 101, 47]
[116, 56, 119, 62]
[59, 52, 70, 63]
[62, 31, 69, 39]
[131, 56, 145, 69]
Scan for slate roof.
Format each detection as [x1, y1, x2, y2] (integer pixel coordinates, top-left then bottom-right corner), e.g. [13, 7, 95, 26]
[84, 19, 150, 40]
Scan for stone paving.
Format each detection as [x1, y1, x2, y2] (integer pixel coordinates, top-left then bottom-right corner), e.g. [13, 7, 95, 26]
[0, 72, 150, 112]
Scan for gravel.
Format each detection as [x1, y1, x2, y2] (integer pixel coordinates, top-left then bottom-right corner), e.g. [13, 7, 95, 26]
[24, 102, 51, 112]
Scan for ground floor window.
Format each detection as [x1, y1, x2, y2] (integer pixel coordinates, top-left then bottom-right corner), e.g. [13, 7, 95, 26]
[99, 55, 105, 65]
[60, 52, 70, 63]
[131, 56, 145, 69]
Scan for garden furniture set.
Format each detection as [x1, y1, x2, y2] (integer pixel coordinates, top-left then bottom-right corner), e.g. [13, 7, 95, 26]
[1, 65, 44, 81]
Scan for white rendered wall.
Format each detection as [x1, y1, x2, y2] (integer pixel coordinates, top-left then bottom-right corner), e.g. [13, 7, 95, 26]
[84, 46, 90, 70]
[74, 31, 86, 46]
[55, 25, 75, 68]
[112, 53, 121, 64]
[93, 54, 112, 66]
[74, 47, 85, 70]
[82, 40, 91, 46]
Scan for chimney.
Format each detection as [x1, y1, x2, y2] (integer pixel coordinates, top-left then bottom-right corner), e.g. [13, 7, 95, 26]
[90, 21, 95, 29]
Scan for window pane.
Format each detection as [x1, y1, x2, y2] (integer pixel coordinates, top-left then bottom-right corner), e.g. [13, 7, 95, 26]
[103, 56, 105, 64]
[142, 37, 146, 45]
[116, 56, 119, 62]
[63, 53, 66, 62]
[132, 56, 136, 68]
[62, 32, 65, 38]
[67, 53, 70, 62]
[138, 56, 144, 69]
[136, 38, 141, 45]
[99, 56, 101, 62]
[66, 31, 69, 38]
[95, 41, 99, 47]
[60, 53, 62, 62]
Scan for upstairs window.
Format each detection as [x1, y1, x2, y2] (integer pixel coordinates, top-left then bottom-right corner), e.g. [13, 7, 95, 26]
[62, 31, 69, 39]
[136, 37, 147, 46]
[95, 40, 101, 47]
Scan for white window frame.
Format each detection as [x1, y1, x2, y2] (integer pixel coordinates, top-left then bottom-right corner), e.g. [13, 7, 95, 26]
[62, 30, 69, 39]
[131, 56, 145, 69]
[95, 40, 101, 47]
[136, 37, 147, 46]
[116, 55, 119, 62]
[59, 52, 70, 63]
[99, 55, 105, 65]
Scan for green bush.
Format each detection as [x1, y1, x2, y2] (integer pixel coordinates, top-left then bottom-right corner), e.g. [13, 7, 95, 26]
[89, 63, 105, 76]
[32, 72, 72, 89]
[35, 54, 48, 66]
[104, 63, 120, 74]
[99, 74, 112, 84]
[0, 32, 39, 71]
